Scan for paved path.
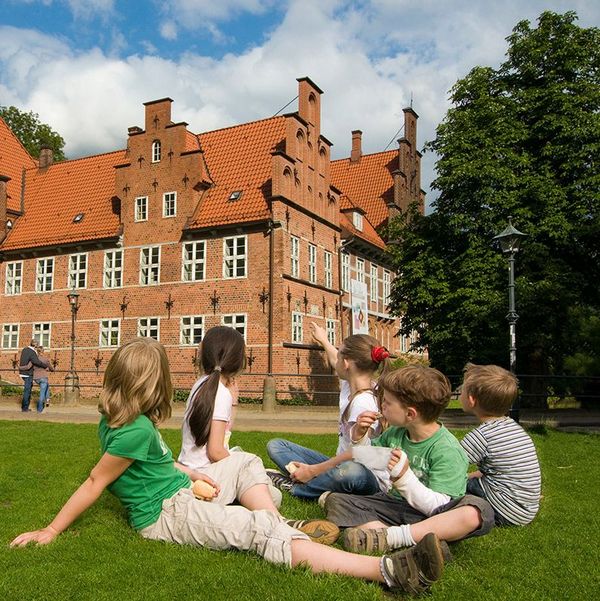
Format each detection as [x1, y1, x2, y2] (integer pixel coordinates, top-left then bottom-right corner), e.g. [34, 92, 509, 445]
[1, 396, 599, 433]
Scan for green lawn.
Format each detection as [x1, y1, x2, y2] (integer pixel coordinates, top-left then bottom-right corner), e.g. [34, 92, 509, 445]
[1, 421, 599, 601]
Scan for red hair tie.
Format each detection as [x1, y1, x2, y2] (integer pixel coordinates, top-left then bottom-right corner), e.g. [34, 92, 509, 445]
[371, 346, 390, 363]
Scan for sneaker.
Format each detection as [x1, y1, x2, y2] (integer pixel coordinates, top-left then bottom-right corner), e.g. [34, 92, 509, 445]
[266, 469, 294, 492]
[343, 527, 389, 553]
[285, 519, 340, 545]
[380, 533, 444, 596]
[317, 491, 332, 510]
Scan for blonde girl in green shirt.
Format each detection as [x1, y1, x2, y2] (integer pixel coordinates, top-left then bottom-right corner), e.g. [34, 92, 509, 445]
[10, 338, 446, 596]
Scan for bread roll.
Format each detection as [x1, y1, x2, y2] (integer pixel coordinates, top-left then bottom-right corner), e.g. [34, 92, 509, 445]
[285, 462, 298, 475]
[192, 479, 216, 501]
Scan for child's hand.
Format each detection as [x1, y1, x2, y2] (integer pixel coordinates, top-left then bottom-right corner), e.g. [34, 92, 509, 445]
[193, 473, 221, 498]
[310, 322, 327, 346]
[290, 462, 318, 483]
[10, 525, 59, 547]
[352, 411, 380, 441]
[388, 448, 409, 481]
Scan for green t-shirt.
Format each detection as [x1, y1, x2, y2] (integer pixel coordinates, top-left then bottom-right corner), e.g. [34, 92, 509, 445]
[373, 424, 468, 500]
[98, 414, 191, 530]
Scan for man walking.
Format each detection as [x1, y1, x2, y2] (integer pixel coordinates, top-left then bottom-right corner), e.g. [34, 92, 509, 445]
[19, 340, 47, 412]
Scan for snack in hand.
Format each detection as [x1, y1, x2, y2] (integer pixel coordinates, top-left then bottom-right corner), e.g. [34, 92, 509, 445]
[192, 479, 217, 501]
[373, 412, 383, 419]
[285, 462, 298, 475]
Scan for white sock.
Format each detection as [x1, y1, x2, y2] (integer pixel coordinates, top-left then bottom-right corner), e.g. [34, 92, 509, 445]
[386, 525, 416, 549]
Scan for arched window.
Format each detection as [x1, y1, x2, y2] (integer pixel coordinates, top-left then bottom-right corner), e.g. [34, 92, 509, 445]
[152, 140, 161, 163]
[296, 129, 305, 161]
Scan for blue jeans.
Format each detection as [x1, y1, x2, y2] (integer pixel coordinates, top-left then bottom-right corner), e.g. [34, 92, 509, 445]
[35, 378, 49, 412]
[266, 438, 380, 500]
[21, 377, 34, 411]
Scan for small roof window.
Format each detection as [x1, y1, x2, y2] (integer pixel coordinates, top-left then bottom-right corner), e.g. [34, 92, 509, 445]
[73, 213, 85, 223]
[6, 219, 13, 229]
[228, 190, 243, 202]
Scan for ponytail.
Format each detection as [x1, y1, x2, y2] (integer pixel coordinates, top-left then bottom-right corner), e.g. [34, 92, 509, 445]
[187, 370, 221, 447]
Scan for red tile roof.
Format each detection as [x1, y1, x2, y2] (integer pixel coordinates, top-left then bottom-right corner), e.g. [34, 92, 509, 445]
[331, 150, 397, 230]
[1, 150, 125, 251]
[339, 202, 386, 250]
[188, 116, 287, 229]
[0, 117, 38, 213]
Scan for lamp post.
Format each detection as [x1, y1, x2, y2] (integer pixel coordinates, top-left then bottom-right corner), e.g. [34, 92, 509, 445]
[493, 217, 527, 422]
[64, 288, 81, 405]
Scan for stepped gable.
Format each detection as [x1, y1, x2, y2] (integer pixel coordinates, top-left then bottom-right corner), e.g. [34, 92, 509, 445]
[331, 149, 397, 230]
[1, 149, 125, 251]
[0, 117, 38, 213]
[187, 116, 287, 229]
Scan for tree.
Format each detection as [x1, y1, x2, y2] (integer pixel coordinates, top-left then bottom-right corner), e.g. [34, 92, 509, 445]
[0, 105, 66, 161]
[387, 11, 600, 405]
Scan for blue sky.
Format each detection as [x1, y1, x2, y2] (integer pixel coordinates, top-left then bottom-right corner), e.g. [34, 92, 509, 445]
[1, 0, 599, 206]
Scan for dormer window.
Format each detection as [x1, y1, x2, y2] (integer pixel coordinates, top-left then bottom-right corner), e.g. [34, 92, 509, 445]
[152, 140, 161, 163]
[353, 211, 363, 231]
[228, 190, 243, 202]
[73, 213, 84, 223]
[6, 219, 13, 229]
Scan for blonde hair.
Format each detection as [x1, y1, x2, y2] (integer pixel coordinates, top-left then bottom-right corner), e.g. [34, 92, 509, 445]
[378, 365, 451, 422]
[462, 363, 518, 416]
[99, 338, 173, 427]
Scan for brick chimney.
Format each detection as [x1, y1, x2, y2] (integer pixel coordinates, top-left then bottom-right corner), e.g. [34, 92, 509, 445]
[39, 145, 53, 169]
[0, 174, 9, 237]
[350, 130, 362, 163]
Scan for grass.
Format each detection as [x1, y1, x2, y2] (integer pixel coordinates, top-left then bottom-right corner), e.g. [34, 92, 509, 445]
[1, 422, 599, 601]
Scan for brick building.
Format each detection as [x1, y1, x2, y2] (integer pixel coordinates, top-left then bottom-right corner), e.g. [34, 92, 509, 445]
[0, 77, 424, 403]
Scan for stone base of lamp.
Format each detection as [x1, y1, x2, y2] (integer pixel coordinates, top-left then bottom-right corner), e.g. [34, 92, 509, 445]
[261, 376, 277, 412]
[64, 372, 80, 406]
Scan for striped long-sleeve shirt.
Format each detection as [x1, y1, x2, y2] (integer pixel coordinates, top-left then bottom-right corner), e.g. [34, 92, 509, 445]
[461, 417, 541, 525]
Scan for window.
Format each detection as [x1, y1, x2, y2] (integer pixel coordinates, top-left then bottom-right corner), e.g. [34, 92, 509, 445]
[308, 244, 317, 284]
[140, 246, 160, 285]
[370, 265, 378, 303]
[99, 320, 120, 348]
[5, 261, 23, 295]
[222, 314, 247, 340]
[152, 140, 161, 163]
[356, 258, 365, 283]
[326, 319, 336, 345]
[353, 211, 363, 231]
[32, 323, 51, 347]
[36, 258, 54, 293]
[324, 251, 333, 289]
[182, 241, 205, 282]
[2, 324, 19, 349]
[138, 317, 160, 340]
[163, 191, 176, 217]
[383, 270, 391, 305]
[290, 236, 299, 278]
[223, 236, 247, 278]
[341, 252, 350, 291]
[292, 312, 303, 343]
[104, 250, 123, 288]
[135, 196, 148, 222]
[401, 333, 408, 353]
[180, 316, 204, 345]
[68, 253, 87, 289]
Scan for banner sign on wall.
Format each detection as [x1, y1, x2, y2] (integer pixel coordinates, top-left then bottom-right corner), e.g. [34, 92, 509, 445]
[351, 279, 369, 334]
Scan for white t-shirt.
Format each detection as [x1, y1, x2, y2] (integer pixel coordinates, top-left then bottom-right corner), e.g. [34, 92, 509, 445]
[178, 375, 233, 470]
[337, 379, 380, 455]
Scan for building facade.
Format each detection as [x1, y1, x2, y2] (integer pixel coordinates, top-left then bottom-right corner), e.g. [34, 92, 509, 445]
[0, 77, 424, 403]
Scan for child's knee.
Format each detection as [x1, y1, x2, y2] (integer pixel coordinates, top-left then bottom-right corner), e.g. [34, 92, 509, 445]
[266, 438, 285, 456]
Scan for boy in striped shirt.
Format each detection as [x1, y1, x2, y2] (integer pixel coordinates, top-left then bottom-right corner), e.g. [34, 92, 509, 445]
[460, 364, 541, 526]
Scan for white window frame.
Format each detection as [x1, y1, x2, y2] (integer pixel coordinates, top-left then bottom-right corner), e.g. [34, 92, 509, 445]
[32, 322, 51, 348]
[36, 258, 54, 293]
[292, 312, 303, 343]
[383, 270, 391, 305]
[290, 236, 299, 278]
[308, 243, 317, 284]
[180, 316, 204, 346]
[138, 317, 160, 340]
[356, 258, 365, 283]
[182, 241, 206, 282]
[353, 211, 363, 231]
[326, 318, 336, 346]
[5, 261, 23, 295]
[221, 314, 247, 341]
[370, 264, 378, 303]
[2, 323, 19, 349]
[152, 140, 161, 163]
[223, 235, 247, 279]
[341, 252, 350, 291]
[68, 253, 88, 289]
[324, 251, 333, 289]
[99, 319, 120, 348]
[135, 196, 148, 222]
[104, 250, 123, 288]
[163, 191, 177, 218]
[140, 246, 160, 286]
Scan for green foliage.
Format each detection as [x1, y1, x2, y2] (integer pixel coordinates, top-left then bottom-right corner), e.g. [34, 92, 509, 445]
[389, 12, 600, 394]
[0, 105, 66, 161]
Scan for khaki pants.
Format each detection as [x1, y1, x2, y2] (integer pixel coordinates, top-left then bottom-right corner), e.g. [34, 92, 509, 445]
[140, 452, 306, 566]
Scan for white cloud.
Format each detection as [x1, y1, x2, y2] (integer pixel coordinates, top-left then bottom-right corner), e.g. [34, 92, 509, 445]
[160, 20, 178, 41]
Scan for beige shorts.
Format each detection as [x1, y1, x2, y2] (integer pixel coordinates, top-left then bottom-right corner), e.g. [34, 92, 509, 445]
[140, 452, 305, 565]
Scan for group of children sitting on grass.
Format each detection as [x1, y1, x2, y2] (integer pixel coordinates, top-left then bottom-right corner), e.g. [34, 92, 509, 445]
[11, 324, 541, 597]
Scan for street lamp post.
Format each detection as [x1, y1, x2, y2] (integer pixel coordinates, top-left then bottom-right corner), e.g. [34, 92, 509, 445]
[64, 288, 81, 405]
[493, 217, 527, 422]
